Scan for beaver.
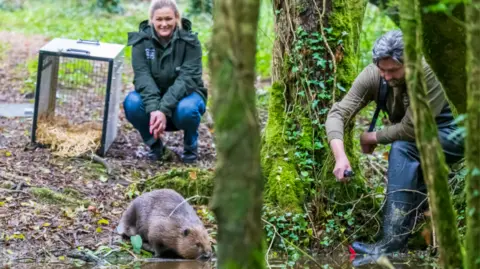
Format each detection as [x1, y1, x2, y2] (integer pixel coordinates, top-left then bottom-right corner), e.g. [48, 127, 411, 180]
[141, 260, 213, 269]
[116, 189, 213, 260]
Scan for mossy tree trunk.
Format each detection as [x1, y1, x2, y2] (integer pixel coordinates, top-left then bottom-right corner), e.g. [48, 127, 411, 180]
[262, 0, 367, 213]
[209, 0, 265, 268]
[400, 0, 464, 268]
[371, 0, 467, 114]
[465, 0, 480, 268]
[418, 0, 467, 114]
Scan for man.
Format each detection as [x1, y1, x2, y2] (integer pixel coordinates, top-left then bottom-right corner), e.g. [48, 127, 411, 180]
[325, 30, 464, 254]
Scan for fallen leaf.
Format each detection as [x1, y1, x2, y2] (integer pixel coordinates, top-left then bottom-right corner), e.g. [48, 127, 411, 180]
[96, 227, 102, 233]
[12, 233, 25, 240]
[383, 151, 389, 160]
[189, 171, 197, 180]
[99, 176, 108, 182]
[43, 223, 51, 227]
[39, 167, 51, 174]
[4, 151, 12, 157]
[97, 219, 109, 226]
[0, 202, 5, 207]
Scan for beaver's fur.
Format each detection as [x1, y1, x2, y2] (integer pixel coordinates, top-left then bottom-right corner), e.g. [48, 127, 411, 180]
[117, 189, 212, 259]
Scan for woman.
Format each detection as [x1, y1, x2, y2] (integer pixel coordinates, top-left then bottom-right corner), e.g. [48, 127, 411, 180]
[124, 0, 207, 163]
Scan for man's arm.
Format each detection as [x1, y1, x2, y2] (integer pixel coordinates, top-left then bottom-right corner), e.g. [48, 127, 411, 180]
[325, 64, 379, 180]
[325, 64, 379, 142]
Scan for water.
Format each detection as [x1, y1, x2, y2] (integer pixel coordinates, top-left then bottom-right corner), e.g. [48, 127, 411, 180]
[1, 254, 437, 269]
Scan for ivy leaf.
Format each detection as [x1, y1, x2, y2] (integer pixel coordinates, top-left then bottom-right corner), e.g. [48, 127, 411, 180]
[336, 83, 346, 92]
[131, 235, 143, 254]
[314, 142, 324, 149]
[301, 171, 309, 177]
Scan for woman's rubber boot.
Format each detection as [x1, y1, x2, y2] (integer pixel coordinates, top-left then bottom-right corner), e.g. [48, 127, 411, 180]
[148, 140, 165, 161]
[182, 144, 198, 163]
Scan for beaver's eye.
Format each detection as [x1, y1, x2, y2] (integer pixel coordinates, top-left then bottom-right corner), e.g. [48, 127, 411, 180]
[196, 243, 201, 248]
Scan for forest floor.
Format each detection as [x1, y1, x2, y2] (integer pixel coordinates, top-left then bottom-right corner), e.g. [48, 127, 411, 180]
[0, 31, 215, 267]
[0, 30, 274, 268]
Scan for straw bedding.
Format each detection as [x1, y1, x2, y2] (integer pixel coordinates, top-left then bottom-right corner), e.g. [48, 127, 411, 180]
[36, 115, 102, 157]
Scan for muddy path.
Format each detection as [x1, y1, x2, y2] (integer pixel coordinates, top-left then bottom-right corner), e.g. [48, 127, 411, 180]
[0, 31, 219, 265]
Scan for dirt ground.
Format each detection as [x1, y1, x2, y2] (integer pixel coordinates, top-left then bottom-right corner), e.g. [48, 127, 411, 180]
[0, 31, 220, 265]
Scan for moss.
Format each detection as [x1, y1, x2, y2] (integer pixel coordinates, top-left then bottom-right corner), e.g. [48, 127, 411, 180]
[140, 168, 214, 205]
[30, 187, 90, 206]
[330, 0, 368, 94]
[298, 116, 314, 150]
[261, 82, 305, 212]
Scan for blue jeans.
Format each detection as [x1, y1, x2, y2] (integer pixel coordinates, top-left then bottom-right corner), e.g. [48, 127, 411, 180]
[123, 91, 206, 150]
[387, 124, 464, 210]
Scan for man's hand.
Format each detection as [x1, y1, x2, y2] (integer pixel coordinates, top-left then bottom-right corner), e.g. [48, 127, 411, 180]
[360, 131, 377, 154]
[330, 139, 353, 182]
[333, 156, 353, 182]
[150, 110, 167, 139]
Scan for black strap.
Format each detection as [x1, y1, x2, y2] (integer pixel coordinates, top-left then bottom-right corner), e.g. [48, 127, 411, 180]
[368, 78, 389, 132]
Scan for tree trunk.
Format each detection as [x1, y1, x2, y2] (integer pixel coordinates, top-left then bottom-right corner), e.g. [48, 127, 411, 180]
[465, 0, 480, 268]
[262, 0, 367, 213]
[208, 0, 265, 268]
[418, 0, 467, 114]
[400, 1, 464, 268]
[371, 0, 467, 114]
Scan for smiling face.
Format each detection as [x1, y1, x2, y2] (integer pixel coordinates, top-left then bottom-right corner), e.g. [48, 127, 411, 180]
[151, 7, 178, 38]
[377, 57, 406, 87]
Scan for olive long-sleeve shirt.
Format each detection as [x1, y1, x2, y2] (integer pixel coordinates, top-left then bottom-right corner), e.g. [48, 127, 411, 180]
[325, 61, 448, 144]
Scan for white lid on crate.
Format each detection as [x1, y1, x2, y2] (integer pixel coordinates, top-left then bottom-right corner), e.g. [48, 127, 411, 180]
[39, 38, 125, 60]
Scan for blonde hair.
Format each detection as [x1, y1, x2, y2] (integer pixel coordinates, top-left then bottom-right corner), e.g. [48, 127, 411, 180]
[149, 0, 182, 29]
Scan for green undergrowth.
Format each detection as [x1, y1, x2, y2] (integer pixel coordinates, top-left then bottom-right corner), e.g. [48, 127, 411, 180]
[0, 0, 146, 60]
[30, 187, 91, 207]
[132, 167, 215, 205]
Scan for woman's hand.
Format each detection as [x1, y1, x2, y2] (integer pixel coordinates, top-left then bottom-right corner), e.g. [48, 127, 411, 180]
[150, 110, 167, 139]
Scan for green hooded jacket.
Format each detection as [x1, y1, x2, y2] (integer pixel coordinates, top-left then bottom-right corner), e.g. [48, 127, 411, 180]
[127, 18, 207, 118]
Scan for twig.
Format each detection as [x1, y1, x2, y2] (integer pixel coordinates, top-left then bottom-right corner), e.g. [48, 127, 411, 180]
[313, 0, 337, 103]
[89, 154, 113, 175]
[262, 218, 322, 268]
[0, 170, 32, 182]
[15, 182, 24, 191]
[0, 188, 31, 195]
[366, 159, 388, 183]
[265, 221, 276, 269]
[303, 203, 319, 239]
